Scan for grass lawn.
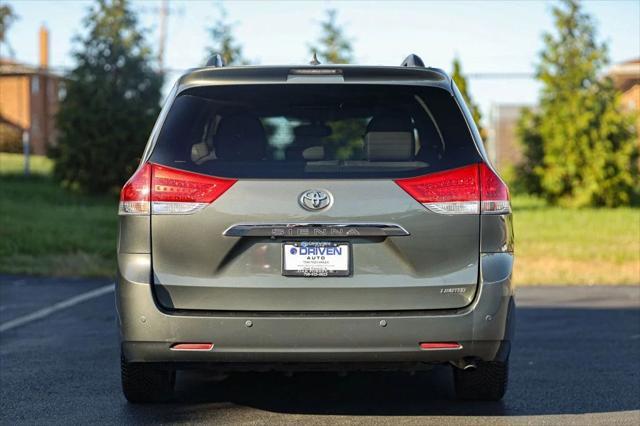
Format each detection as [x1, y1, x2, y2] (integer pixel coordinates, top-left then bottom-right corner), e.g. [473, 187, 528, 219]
[1, 153, 639, 284]
[512, 196, 639, 285]
[1, 153, 117, 277]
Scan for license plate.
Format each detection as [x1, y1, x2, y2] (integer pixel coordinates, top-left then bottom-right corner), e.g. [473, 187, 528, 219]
[282, 242, 351, 277]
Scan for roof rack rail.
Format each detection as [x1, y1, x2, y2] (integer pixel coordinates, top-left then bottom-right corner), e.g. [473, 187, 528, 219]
[205, 53, 225, 68]
[400, 54, 425, 68]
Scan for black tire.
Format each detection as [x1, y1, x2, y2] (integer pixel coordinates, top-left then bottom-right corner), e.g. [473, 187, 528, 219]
[453, 360, 508, 401]
[121, 355, 175, 403]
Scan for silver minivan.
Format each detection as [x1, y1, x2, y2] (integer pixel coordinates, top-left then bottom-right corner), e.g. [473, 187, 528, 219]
[116, 55, 515, 403]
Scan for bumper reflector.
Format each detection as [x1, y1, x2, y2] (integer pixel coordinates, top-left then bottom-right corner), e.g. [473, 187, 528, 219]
[419, 342, 462, 350]
[170, 343, 214, 351]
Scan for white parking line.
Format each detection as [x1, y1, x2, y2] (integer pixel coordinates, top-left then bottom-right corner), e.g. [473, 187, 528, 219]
[0, 284, 114, 333]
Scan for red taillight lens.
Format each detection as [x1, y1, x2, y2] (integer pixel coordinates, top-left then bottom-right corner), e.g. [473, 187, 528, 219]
[119, 163, 151, 215]
[394, 163, 510, 215]
[479, 163, 511, 214]
[118, 163, 237, 215]
[150, 164, 236, 214]
[395, 164, 480, 214]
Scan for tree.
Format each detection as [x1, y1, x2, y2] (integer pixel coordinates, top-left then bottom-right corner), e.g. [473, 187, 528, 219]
[308, 9, 354, 64]
[52, 0, 163, 194]
[451, 57, 486, 140]
[0, 4, 18, 57]
[516, 0, 638, 207]
[205, 4, 247, 66]
[514, 107, 545, 195]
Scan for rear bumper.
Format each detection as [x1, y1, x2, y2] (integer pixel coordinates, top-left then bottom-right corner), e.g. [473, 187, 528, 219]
[117, 252, 514, 365]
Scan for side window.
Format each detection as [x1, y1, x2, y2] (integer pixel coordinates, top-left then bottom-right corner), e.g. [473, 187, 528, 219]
[31, 77, 39, 94]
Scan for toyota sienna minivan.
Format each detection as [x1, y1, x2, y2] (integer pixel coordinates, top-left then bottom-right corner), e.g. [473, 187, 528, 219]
[116, 54, 515, 403]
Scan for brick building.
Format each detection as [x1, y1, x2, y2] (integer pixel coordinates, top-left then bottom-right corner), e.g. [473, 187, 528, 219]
[609, 59, 640, 135]
[0, 26, 62, 155]
[486, 104, 531, 172]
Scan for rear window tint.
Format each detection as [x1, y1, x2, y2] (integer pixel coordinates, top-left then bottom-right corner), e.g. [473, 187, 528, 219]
[150, 84, 481, 179]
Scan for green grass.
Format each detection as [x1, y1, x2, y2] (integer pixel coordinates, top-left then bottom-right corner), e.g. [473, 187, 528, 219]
[511, 195, 640, 285]
[1, 153, 639, 284]
[0, 152, 53, 175]
[1, 153, 118, 277]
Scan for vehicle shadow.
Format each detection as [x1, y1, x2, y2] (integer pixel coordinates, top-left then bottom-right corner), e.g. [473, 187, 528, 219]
[123, 306, 640, 420]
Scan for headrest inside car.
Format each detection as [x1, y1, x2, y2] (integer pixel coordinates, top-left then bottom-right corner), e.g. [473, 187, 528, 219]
[366, 132, 414, 161]
[191, 142, 217, 164]
[302, 146, 324, 161]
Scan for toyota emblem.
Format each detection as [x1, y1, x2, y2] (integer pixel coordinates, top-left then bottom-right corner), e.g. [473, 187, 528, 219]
[299, 189, 333, 211]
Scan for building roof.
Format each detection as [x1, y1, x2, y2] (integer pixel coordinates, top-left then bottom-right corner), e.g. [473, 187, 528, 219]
[0, 58, 61, 79]
[608, 58, 640, 92]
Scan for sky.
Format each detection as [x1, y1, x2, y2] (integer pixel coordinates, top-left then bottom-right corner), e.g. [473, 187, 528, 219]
[3, 0, 640, 127]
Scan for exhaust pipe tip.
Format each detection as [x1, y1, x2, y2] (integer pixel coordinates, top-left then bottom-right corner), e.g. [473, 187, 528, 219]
[450, 358, 479, 371]
[462, 362, 477, 371]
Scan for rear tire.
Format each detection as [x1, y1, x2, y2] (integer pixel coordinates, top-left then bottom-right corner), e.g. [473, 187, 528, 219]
[453, 360, 508, 401]
[121, 355, 175, 403]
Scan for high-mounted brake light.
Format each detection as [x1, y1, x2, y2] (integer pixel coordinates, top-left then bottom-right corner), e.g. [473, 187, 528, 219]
[394, 164, 510, 215]
[288, 68, 342, 75]
[119, 163, 237, 216]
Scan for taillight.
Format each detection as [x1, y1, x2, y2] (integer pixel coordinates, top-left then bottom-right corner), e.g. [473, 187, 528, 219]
[479, 163, 511, 214]
[118, 163, 236, 215]
[394, 163, 510, 215]
[395, 164, 480, 214]
[119, 163, 151, 215]
[150, 163, 237, 214]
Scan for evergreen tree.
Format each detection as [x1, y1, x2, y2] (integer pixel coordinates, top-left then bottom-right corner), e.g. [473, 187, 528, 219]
[516, 0, 637, 206]
[52, 0, 163, 194]
[308, 9, 353, 64]
[451, 57, 485, 139]
[0, 4, 17, 57]
[205, 4, 247, 66]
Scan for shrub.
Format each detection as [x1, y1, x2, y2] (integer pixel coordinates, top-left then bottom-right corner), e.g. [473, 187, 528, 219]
[0, 123, 25, 153]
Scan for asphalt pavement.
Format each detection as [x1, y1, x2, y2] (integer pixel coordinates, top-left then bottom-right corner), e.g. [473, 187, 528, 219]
[1, 275, 639, 425]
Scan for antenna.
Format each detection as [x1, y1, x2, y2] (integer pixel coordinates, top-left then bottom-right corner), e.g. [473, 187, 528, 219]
[400, 54, 425, 68]
[206, 54, 225, 67]
[309, 52, 321, 66]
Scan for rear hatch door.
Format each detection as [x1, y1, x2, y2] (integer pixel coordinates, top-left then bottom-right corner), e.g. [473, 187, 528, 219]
[148, 83, 482, 311]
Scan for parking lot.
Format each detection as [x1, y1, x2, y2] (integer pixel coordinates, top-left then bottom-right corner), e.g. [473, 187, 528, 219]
[1, 276, 639, 425]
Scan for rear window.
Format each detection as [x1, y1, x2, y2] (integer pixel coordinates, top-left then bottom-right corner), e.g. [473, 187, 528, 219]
[150, 84, 481, 179]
